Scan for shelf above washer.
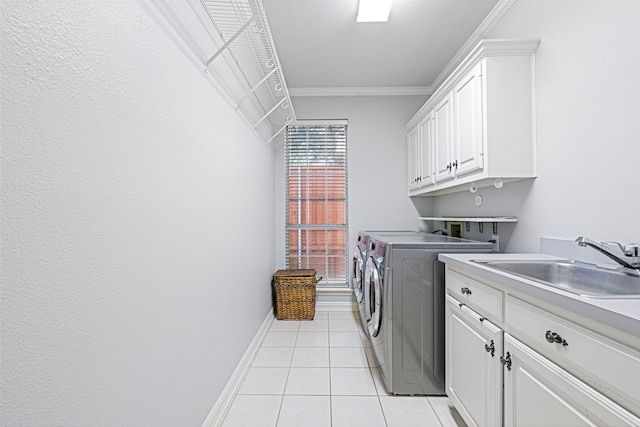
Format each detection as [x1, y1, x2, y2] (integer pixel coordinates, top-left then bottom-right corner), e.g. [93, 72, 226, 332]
[419, 216, 518, 223]
[419, 216, 518, 234]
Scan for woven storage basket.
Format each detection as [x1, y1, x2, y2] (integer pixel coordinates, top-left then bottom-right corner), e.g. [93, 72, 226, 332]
[273, 269, 320, 320]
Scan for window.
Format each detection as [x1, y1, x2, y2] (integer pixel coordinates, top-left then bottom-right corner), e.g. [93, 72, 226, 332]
[285, 121, 348, 286]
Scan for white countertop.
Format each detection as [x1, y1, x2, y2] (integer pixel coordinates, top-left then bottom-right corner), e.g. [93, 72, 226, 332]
[439, 253, 640, 342]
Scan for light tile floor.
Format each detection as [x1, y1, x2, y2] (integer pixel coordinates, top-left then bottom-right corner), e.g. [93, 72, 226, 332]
[221, 311, 467, 427]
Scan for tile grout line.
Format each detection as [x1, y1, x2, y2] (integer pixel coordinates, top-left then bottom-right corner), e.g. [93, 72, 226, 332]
[328, 326, 333, 427]
[267, 313, 454, 426]
[273, 327, 297, 427]
[425, 396, 447, 427]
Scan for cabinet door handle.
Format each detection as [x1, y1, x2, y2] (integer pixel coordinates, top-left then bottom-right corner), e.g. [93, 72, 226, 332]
[461, 287, 472, 295]
[500, 352, 512, 371]
[545, 330, 569, 347]
[484, 340, 495, 357]
[452, 160, 458, 169]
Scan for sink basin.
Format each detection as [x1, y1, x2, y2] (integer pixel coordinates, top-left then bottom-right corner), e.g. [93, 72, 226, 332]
[472, 260, 640, 298]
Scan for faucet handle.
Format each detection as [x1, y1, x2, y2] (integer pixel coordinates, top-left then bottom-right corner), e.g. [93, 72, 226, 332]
[623, 244, 639, 257]
[604, 241, 640, 257]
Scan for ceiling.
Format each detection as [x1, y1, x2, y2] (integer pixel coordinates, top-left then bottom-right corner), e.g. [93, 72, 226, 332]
[262, 0, 500, 94]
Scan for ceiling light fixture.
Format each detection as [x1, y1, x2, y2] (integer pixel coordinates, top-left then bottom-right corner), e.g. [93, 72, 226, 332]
[357, 0, 393, 23]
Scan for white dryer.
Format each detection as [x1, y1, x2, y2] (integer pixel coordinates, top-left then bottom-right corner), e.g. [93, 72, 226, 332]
[365, 233, 493, 395]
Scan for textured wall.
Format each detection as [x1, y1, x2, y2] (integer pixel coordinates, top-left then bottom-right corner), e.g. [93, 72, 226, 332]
[1, 0, 275, 425]
[430, 0, 640, 252]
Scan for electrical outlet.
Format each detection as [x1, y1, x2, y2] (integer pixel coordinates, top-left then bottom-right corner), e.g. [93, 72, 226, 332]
[449, 222, 464, 238]
[491, 234, 500, 252]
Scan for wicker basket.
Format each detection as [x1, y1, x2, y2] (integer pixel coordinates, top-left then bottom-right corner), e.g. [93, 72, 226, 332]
[273, 269, 321, 320]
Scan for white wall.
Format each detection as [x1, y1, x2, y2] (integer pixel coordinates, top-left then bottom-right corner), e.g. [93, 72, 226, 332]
[428, 0, 640, 253]
[1, 1, 275, 425]
[274, 96, 431, 277]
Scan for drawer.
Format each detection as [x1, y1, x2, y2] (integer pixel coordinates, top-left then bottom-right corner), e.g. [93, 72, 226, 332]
[504, 334, 640, 427]
[446, 268, 503, 322]
[506, 295, 640, 415]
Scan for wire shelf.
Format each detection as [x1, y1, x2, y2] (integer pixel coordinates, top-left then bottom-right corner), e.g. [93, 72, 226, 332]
[200, 0, 296, 143]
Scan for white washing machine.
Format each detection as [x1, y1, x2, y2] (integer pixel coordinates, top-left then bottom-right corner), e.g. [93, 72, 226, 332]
[365, 233, 493, 395]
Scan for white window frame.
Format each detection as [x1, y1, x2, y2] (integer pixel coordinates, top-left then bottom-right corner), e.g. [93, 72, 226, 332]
[284, 120, 349, 287]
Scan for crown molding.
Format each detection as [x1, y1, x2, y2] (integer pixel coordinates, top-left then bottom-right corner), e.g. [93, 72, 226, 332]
[289, 86, 433, 97]
[431, 0, 517, 91]
[405, 37, 538, 130]
[282, 0, 516, 99]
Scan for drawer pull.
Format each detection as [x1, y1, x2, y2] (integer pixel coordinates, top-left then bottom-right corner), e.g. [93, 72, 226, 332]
[458, 302, 465, 308]
[484, 340, 495, 357]
[500, 352, 512, 371]
[545, 330, 569, 347]
[461, 287, 472, 295]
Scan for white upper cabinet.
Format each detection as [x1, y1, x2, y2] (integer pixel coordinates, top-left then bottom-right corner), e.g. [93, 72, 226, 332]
[433, 94, 455, 183]
[453, 62, 484, 178]
[407, 126, 421, 191]
[407, 113, 435, 189]
[405, 39, 539, 196]
[418, 114, 434, 187]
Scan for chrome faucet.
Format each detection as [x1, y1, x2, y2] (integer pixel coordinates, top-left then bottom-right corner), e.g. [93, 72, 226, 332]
[575, 236, 640, 270]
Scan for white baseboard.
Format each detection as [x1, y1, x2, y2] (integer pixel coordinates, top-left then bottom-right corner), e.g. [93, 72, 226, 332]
[315, 300, 358, 312]
[201, 301, 357, 426]
[201, 309, 275, 427]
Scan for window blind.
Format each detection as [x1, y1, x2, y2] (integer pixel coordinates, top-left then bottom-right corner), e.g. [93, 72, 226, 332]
[285, 122, 348, 286]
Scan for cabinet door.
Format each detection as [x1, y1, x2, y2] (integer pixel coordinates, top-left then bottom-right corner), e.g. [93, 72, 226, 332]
[506, 294, 640, 414]
[453, 62, 484, 177]
[407, 126, 420, 191]
[418, 114, 434, 187]
[504, 334, 640, 427]
[446, 295, 502, 427]
[433, 93, 454, 183]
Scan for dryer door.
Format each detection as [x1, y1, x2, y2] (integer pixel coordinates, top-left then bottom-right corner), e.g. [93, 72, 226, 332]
[352, 246, 365, 303]
[367, 257, 383, 338]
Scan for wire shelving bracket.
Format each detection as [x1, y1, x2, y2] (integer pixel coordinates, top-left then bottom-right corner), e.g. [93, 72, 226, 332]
[200, 0, 296, 143]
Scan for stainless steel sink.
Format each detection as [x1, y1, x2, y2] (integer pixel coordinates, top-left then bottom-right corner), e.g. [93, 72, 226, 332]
[472, 260, 640, 298]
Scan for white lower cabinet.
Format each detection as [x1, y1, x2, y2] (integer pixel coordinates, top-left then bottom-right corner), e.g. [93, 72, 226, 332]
[505, 295, 640, 414]
[445, 267, 640, 427]
[504, 334, 639, 427]
[445, 294, 502, 427]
